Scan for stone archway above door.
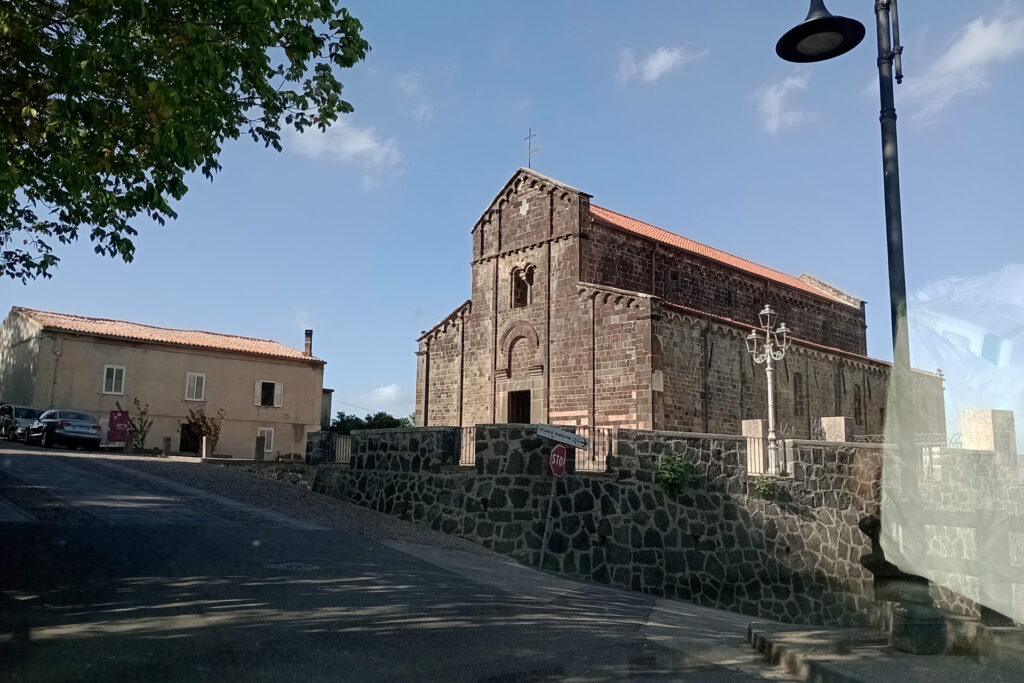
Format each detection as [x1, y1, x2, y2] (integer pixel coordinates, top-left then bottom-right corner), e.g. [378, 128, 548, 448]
[495, 321, 543, 379]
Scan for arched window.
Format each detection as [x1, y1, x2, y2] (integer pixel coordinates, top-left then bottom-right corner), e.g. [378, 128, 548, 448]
[511, 266, 534, 308]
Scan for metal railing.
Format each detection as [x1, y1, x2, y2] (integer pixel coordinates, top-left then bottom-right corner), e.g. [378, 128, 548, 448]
[574, 426, 614, 472]
[460, 426, 476, 466]
[851, 434, 887, 444]
[745, 436, 788, 475]
[456, 425, 615, 471]
[328, 433, 351, 464]
[849, 433, 964, 448]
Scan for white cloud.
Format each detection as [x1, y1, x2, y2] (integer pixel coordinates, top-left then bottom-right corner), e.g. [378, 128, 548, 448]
[396, 73, 433, 123]
[288, 118, 402, 187]
[354, 384, 414, 415]
[617, 45, 708, 83]
[750, 69, 815, 135]
[903, 5, 1024, 118]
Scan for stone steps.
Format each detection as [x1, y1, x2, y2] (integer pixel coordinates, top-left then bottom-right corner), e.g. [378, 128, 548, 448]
[748, 621, 1024, 682]
[748, 623, 888, 682]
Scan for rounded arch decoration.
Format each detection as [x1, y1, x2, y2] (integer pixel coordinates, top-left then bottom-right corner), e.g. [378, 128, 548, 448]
[497, 321, 543, 379]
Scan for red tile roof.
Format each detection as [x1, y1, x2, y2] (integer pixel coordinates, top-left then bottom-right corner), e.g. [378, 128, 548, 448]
[589, 204, 852, 306]
[15, 308, 323, 364]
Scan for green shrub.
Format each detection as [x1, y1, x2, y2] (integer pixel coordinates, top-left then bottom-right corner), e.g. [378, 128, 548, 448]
[754, 475, 779, 499]
[655, 456, 694, 497]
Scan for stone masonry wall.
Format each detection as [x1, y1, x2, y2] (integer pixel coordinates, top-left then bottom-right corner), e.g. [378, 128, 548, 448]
[580, 219, 868, 355]
[334, 425, 891, 627]
[652, 305, 892, 439]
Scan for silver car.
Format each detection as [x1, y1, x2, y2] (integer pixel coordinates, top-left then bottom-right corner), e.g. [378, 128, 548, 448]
[0, 404, 44, 441]
[24, 409, 102, 450]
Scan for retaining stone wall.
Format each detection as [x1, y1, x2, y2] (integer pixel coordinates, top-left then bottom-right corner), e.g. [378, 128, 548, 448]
[350, 427, 461, 473]
[261, 427, 1024, 625]
[339, 425, 888, 627]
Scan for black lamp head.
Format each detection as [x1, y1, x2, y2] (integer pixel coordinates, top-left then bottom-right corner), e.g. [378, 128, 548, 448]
[777, 0, 865, 63]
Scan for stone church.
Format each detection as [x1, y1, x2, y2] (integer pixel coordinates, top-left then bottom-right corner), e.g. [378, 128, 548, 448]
[415, 168, 943, 439]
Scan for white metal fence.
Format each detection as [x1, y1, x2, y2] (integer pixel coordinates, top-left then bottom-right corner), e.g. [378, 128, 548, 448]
[745, 436, 788, 475]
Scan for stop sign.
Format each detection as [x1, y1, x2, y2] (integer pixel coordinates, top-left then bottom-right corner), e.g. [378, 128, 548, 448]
[549, 444, 567, 477]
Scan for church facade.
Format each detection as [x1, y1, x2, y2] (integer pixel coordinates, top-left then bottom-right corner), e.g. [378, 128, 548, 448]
[415, 168, 943, 439]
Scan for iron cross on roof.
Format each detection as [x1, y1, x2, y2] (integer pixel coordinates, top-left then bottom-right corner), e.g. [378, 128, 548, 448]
[524, 128, 539, 169]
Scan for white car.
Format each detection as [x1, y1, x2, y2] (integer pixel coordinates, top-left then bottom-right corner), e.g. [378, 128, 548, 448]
[0, 404, 44, 441]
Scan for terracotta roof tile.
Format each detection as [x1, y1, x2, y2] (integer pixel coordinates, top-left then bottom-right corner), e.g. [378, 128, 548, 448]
[15, 308, 323, 364]
[589, 204, 852, 306]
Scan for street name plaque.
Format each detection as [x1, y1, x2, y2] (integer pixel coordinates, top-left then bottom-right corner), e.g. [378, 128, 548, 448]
[536, 424, 588, 451]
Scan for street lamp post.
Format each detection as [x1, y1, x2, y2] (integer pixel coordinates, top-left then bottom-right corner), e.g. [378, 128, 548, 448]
[745, 305, 791, 474]
[777, 0, 947, 654]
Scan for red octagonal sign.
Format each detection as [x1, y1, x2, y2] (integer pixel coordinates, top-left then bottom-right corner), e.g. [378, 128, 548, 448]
[549, 444, 567, 477]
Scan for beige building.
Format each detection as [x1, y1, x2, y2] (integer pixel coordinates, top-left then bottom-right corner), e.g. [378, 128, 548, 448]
[0, 307, 325, 458]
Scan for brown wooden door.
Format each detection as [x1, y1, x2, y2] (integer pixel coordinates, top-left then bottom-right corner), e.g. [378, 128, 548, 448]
[508, 390, 531, 424]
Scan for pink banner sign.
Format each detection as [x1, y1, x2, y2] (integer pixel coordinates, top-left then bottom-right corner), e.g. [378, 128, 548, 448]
[107, 410, 130, 443]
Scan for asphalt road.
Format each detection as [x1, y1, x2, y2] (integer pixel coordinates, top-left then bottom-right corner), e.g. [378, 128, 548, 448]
[0, 443, 790, 682]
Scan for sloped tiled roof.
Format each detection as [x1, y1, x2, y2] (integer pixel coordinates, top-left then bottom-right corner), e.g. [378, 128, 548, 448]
[14, 308, 323, 364]
[590, 204, 854, 306]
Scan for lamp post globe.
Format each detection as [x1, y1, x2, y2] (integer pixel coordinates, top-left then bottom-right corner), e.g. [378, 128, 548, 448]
[776, 0, 865, 63]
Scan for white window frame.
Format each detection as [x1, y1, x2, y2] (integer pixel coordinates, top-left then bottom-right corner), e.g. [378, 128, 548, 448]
[185, 372, 206, 402]
[257, 427, 274, 453]
[254, 380, 283, 408]
[103, 365, 125, 395]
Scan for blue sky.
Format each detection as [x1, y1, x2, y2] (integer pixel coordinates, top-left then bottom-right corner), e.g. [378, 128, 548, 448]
[5, 1, 1024, 420]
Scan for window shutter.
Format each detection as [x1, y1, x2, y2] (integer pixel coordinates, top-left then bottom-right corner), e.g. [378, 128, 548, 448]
[273, 383, 283, 408]
[254, 381, 262, 406]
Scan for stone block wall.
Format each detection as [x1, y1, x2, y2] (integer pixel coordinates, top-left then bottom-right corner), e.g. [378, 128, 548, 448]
[349, 427, 461, 473]
[651, 304, 891, 438]
[305, 430, 334, 465]
[337, 425, 892, 627]
[250, 425, 1024, 626]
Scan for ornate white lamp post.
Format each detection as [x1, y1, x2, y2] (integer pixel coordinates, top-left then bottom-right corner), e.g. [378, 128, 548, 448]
[746, 305, 791, 474]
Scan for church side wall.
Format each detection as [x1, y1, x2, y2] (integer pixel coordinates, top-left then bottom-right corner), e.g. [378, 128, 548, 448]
[653, 306, 891, 438]
[580, 221, 868, 355]
[419, 320, 463, 427]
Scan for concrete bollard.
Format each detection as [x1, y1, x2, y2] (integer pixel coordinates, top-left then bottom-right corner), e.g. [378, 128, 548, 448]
[162, 436, 172, 457]
[254, 435, 265, 461]
[201, 435, 209, 458]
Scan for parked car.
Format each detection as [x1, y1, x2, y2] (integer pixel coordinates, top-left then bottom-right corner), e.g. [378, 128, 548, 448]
[24, 410, 102, 450]
[0, 404, 44, 441]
